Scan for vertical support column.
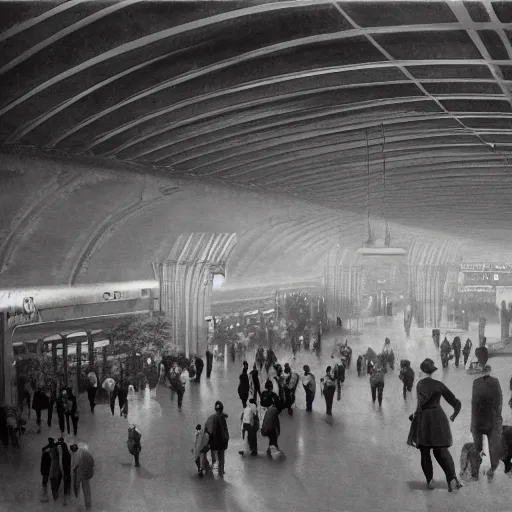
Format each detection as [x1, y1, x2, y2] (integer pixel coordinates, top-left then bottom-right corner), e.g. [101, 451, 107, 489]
[0, 312, 13, 405]
[36, 338, 43, 359]
[87, 331, 94, 368]
[62, 335, 68, 387]
[52, 342, 58, 372]
[76, 340, 82, 394]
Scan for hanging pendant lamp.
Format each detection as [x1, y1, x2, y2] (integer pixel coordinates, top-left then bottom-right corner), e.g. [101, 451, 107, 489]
[358, 126, 406, 257]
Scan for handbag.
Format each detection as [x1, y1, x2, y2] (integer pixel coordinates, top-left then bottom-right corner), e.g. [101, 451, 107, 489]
[406, 413, 419, 448]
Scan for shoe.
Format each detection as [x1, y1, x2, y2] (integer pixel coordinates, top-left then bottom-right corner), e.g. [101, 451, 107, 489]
[426, 481, 435, 490]
[448, 478, 462, 493]
[238, 450, 244, 455]
[251, 451, 258, 456]
[198, 469, 204, 477]
[487, 469, 495, 479]
[63, 497, 67, 506]
[212, 462, 219, 470]
[37, 427, 41, 434]
[135, 463, 140, 468]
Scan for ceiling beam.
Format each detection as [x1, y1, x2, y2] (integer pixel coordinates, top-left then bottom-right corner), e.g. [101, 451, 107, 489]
[0, 0, 91, 43]
[0, 0, 141, 76]
[31, 58, 495, 151]
[332, 1, 493, 150]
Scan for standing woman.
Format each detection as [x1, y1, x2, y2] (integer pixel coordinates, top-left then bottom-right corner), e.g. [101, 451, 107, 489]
[320, 366, 336, 415]
[249, 363, 261, 405]
[407, 358, 462, 493]
[237, 362, 250, 409]
[462, 338, 472, 368]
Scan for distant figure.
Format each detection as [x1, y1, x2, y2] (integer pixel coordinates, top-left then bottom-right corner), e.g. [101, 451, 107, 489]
[86, 371, 97, 413]
[451, 337, 462, 368]
[462, 338, 473, 367]
[302, 365, 316, 413]
[399, 360, 415, 401]
[475, 338, 489, 368]
[195, 356, 204, 383]
[127, 425, 142, 468]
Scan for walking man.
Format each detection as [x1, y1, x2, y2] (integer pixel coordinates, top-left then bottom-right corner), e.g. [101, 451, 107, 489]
[462, 338, 473, 367]
[452, 337, 462, 368]
[471, 365, 504, 478]
[70, 443, 95, 511]
[302, 365, 316, 412]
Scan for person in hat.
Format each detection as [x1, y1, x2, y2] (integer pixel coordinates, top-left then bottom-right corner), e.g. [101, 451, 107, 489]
[204, 401, 229, 476]
[471, 365, 504, 478]
[301, 365, 316, 412]
[407, 358, 462, 493]
[462, 338, 473, 367]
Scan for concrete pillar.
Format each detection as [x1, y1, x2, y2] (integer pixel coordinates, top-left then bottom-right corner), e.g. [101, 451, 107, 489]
[154, 261, 212, 358]
[86, 331, 94, 368]
[76, 340, 81, 393]
[0, 312, 13, 405]
[62, 335, 68, 387]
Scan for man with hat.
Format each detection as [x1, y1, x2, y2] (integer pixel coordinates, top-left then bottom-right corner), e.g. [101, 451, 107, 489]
[301, 365, 316, 412]
[471, 365, 504, 478]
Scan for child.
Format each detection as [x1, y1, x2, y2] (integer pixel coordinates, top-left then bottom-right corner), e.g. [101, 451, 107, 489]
[193, 424, 209, 476]
[127, 425, 142, 467]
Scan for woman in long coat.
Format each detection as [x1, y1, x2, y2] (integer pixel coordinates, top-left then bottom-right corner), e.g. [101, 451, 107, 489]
[407, 358, 462, 493]
[237, 362, 250, 408]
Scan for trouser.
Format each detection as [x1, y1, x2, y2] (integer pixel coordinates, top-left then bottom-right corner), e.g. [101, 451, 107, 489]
[62, 475, 71, 497]
[47, 400, 55, 427]
[441, 354, 449, 368]
[87, 386, 96, 411]
[243, 423, 258, 453]
[454, 350, 461, 368]
[195, 367, 203, 383]
[268, 431, 279, 449]
[81, 479, 92, 509]
[336, 380, 342, 401]
[463, 352, 469, 366]
[241, 398, 248, 409]
[206, 352, 213, 378]
[42, 474, 49, 489]
[195, 452, 208, 471]
[211, 449, 225, 474]
[109, 393, 116, 415]
[65, 413, 78, 435]
[173, 388, 184, 407]
[420, 447, 456, 484]
[50, 474, 62, 500]
[305, 388, 315, 412]
[403, 382, 413, 400]
[35, 408, 42, 427]
[371, 382, 384, 406]
[473, 426, 504, 471]
[284, 389, 295, 414]
[134, 451, 140, 466]
[324, 386, 335, 415]
[357, 364, 362, 377]
[58, 413, 65, 434]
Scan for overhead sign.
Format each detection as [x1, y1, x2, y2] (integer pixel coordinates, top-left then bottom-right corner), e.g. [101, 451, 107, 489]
[102, 291, 124, 301]
[461, 263, 512, 272]
[458, 285, 495, 293]
[7, 297, 39, 328]
[463, 272, 512, 286]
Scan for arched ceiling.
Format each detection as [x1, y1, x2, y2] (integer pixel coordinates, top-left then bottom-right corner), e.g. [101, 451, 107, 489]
[2, 1, 512, 288]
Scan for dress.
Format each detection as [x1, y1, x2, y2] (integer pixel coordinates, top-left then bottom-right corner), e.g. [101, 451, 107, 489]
[410, 378, 461, 448]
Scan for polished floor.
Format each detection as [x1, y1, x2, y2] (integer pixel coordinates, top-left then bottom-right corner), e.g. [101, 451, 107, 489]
[2, 316, 512, 512]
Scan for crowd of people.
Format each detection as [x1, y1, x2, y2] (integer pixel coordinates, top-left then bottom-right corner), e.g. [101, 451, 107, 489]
[4, 324, 512, 507]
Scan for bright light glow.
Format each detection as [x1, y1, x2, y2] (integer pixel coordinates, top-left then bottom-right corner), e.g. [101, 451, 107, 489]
[212, 274, 225, 290]
[147, 357, 152, 365]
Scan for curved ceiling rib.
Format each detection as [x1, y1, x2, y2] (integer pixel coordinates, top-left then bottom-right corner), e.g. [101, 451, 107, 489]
[4, 0, 512, 260]
[0, 1, 337, 120]
[0, 0, 140, 76]
[0, 0, 89, 43]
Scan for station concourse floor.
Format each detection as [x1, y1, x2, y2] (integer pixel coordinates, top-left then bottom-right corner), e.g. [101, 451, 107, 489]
[1, 317, 512, 512]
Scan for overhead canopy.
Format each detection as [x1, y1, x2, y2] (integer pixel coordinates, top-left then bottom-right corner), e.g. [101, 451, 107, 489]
[2, 1, 512, 288]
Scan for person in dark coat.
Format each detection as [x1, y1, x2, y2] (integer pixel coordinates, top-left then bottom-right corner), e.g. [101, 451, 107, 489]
[117, 380, 129, 418]
[462, 338, 473, 367]
[260, 379, 282, 412]
[370, 365, 385, 407]
[471, 365, 504, 478]
[451, 337, 462, 368]
[475, 338, 489, 368]
[206, 350, 214, 379]
[407, 358, 462, 493]
[301, 365, 316, 412]
[238, 362, 250, 409]
[261, 404, 281, 454]
[57, 437, 72, 505]
[440, 337, 452, 368]
[283, 363, 299, 415]
[333, 359, 345, 401]
[249, 363, 261, 404]
[195, 356, 204, 383]
[40, 438, 53, 502]
[32, 386, 50, 434]
[399, 360, 415, 401]
[62, 387, 79, 437]
[204, 401, 229, 476]
[320, 366, 336, 415]
[46, 378, 58, 428]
